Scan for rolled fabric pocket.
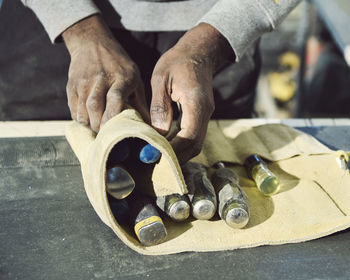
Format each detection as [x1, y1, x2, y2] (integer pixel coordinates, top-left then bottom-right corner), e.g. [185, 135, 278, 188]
[65, 109, 344, 256]
[65, 109, 187, 254]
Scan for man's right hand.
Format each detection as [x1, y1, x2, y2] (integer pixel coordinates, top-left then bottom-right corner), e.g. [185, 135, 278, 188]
[62, 15, 149, 133]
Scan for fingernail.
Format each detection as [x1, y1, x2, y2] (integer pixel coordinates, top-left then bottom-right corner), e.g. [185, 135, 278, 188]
[151, 120, 169, 135]
[77, 117, 89, 126]
[139, 144, 161, 163]
[151, 118, 164, 129]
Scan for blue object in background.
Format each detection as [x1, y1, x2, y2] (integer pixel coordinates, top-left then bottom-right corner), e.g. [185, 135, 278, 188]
[139, 144, 161, 163]
[0, 0, 3, 9]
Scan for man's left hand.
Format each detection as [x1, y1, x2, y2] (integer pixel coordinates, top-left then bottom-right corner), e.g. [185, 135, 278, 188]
[150, 23, 235, 164]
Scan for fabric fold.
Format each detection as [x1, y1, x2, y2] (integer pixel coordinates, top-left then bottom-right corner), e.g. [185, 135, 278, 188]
[66, 109, 350, 255]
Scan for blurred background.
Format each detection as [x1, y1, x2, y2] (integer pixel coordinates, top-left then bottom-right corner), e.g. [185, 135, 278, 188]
[256, 0, 350, 119]
[0, 0, 349, 121]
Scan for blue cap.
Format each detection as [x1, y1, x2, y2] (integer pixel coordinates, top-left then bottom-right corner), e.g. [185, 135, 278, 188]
[139, 144, 161, 163]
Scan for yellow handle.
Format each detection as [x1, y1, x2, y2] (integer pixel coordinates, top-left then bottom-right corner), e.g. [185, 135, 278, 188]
[134, 216, 163, 239]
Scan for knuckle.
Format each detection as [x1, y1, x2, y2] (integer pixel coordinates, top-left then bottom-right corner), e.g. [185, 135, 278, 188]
[67, 68, 77, 80]
[96, 70, 108, 80]
[67, 98, 75, 110]
[114, 74, 134, 90]
[107, 89, 124, 102]
[95, 71, 113, 86]
[117, 63, 140, 83]
[151, 91, 170, 117]
[128, 63, 140, 76]
[86, 96, 101, 112]
[77, 80, 91, 96]
[66, 80, 76, 94]
[76, 114, 89, 126]
[123, 77, 135, 89]
[150, 103, 167, 115]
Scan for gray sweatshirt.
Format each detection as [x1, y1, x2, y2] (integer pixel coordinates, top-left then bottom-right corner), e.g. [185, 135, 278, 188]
[21, 0, 301, 61]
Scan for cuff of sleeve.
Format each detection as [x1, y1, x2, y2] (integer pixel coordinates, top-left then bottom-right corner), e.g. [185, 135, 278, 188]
[26, 0, 100, 43]
[198, 0, 273, 62]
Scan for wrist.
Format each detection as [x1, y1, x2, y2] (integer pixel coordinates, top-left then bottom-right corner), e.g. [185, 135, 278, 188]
[175, 23, 235, 73]
[62, 14, 112, 54]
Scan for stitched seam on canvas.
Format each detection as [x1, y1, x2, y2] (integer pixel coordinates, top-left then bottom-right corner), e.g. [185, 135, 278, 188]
[313, 180, 347, 217]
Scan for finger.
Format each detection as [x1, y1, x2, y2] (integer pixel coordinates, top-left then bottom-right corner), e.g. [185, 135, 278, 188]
[170, 93, 210, 164]
[100, 84, 125, 126]
[150, 73, 173, 135]
[76, 83, 90, 126]
[171, 129, 207, 164]
[129, 82, 151, 124]
[86, 80, 108, 132]
[66, 81, 78, 121]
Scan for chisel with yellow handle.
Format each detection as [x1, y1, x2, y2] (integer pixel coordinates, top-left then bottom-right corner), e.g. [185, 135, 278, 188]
[127, 192, 167, 246]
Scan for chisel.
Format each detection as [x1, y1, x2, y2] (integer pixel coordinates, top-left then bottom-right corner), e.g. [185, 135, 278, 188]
[212, 162, 250, 229]
[105, 140, 136, 199]
[127, 192, 167, 246]
[156, 194, 190, 222]
[106, 166, 135, 199]
[182, 162, 217, 220]
[138, 142, 189, 222]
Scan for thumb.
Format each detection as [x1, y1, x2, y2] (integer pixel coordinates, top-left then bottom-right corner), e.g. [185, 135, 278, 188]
[150, 74, 173, 135]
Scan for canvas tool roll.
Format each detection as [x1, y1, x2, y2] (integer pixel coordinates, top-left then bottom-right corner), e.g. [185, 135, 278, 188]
[66, 109, 350, 255]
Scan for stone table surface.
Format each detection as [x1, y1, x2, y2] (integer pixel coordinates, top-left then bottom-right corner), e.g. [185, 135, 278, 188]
[1, 124, 350, 280]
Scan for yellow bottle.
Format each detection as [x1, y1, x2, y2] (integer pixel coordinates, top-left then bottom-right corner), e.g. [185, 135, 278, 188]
[244, 154, 280, 196]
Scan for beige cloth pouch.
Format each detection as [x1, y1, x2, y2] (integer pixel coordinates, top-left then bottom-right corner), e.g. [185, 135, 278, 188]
[66, 109, 350, 255]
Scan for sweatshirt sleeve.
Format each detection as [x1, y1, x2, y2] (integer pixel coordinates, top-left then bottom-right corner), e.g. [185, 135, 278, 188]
[21, 0, 100, 43]
[198, 0, 301, 61]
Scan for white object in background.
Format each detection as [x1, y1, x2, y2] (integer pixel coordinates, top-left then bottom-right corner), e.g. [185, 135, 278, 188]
[345, 45, 350, 67]
[0, 121, 69, 138]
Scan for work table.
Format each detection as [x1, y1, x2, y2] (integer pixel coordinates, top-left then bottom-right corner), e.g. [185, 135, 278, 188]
[1, 119, 350, 280]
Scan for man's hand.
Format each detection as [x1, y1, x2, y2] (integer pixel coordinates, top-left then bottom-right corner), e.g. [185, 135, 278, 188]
[150, 23, 234, 164]
[63, 15, 149, 132]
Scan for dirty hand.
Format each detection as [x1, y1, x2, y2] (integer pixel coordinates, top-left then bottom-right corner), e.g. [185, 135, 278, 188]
[63, 15, 149, 133]
[150, 23, 234, 164]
